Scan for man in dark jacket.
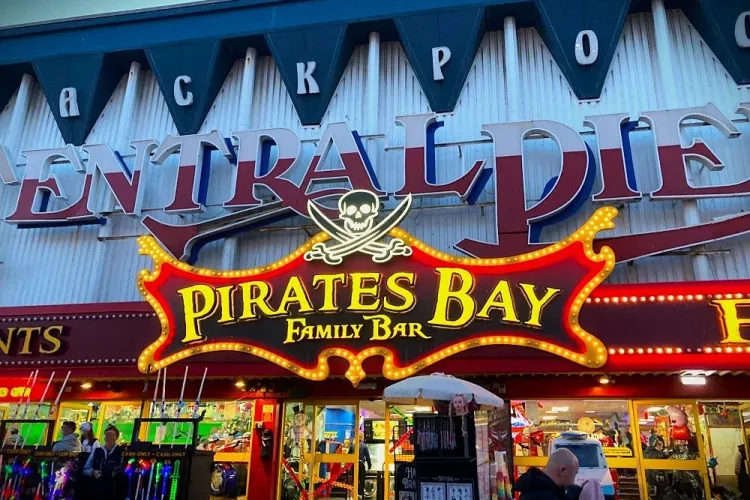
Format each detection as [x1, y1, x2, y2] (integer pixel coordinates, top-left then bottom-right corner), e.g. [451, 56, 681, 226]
[514, 449, 580, 500]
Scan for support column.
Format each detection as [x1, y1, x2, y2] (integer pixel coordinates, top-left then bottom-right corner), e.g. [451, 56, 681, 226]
[92, 62, 142, 302]
[504, 17, 520, 121]
[222, 47, 257, 271]
[651, 0, 712, 280]
[366, 32, 381, 134]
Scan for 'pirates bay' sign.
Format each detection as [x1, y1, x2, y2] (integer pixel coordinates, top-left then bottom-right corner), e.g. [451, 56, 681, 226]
[137, 190, 618, 385]
[2, 103, 750, 264]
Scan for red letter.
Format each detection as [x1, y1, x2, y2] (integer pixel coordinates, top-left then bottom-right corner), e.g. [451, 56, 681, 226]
[225, 128, 301, 208]
[6, 145, 98, 225]
[643, 104, 745, 198]
[456, 120, 589, 258]
[394, 114, 486, 198]
[152, 131, 234, 213]
[83, 140, 156, 216]
[585, 113, 641, 202]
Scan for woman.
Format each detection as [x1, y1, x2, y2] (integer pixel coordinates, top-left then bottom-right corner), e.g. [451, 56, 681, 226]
[80, 422, 100, 453]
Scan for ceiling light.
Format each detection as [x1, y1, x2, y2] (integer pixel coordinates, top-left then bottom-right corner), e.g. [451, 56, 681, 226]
[541, 415, 557, 421]
[80, 382, 92, 390]
[680, 375, 706, 386]
[585, 410, 596, 414]
[551, 407, 569, 413]
[646, 407, 664, 413]
[598, 375, 611, 385]
[413, 406, 433, 412]
[235, 379, 246, 389]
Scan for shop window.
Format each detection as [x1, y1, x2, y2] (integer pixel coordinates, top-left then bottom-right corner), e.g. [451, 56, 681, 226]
[644, 469, 705, 500]
[54, 402, 141, 444]
[511, 400, 634, 458]
[0, 403, 51, 447]
[635, 403, 700, 460]
[149, 400, 254, 449]
[699, 402, 748, 499]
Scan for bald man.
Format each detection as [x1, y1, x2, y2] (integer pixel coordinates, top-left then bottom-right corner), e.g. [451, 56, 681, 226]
[513, 448, 580, 500]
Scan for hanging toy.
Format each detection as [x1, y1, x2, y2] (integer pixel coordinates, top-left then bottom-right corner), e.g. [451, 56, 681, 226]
[666, 406, 691, 441]
[289, 406, 309, 449]
[169, 461, 180, 500]
[450, 394, 469, 417]
[124, 458, 136, 500]
[159, 463, 172, 500]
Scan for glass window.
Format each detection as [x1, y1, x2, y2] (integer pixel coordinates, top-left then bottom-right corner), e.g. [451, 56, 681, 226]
[699, 402, 746, 499]
[555, 442, 601, 468]
[511, 400, 634, 458]
[314, 404, 356, 455]
[636, 404, 699, 460]
[150, 400, 254, 448]
[645, 469, 705, 500]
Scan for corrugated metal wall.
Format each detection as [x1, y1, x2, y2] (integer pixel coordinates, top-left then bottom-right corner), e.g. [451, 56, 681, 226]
[0, 9, 749, 306]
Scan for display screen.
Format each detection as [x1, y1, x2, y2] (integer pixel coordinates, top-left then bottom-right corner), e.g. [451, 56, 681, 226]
[555, 443, 601, 468]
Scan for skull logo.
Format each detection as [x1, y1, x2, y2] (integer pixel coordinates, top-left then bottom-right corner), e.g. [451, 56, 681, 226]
[338, 190, 379, 233]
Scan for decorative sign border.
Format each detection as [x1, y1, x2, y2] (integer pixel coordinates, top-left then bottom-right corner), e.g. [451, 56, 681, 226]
[136, 207, 617, 385]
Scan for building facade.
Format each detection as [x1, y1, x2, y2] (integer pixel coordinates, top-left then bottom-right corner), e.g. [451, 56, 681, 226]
[1, 0, 750, 499]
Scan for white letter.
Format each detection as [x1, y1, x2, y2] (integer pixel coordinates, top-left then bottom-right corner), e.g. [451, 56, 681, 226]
[432, 46, 452, 80]
[737, 12, 750, 48]
[575, 30, 599, 65]
[296, 61, 319, 94]
[173, 75, 194, 106]
[59, 88, 80, 118]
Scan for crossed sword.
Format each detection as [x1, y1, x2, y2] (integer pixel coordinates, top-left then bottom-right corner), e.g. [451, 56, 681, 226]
[304, 195, 413, 265]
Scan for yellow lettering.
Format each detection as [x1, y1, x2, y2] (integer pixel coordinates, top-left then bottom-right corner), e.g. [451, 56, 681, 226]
[0, 388, 6, 398]
[276, 276, 314, 315]
[394, 322, 408, 338]
[519, 284, 560, 327]
[316, 324, 332, 340]
[350, 324, 363, 339]
[384, 272, 416, 313]
[366, 314, 392, 340]
[285, 318, 306, 344]
[216, 286, 236, 324]
[349, 273, 382, 312]
[40, 326, 64, 354]
[428, 268, 475, 328]
[238, 281, 276, 320]
[476, 280, 519, 323]
[177, 284, 217, 343]
[409, 323, 430, 339]
[712, 299, 750, 344]
[0, 328, 14, 355]
[18, 327, 41, 355]
[340, 325, 354, 339]
[312, 274, 346, 312]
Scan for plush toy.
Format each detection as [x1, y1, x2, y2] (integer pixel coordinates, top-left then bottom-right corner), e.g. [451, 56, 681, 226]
[289, 405, 309, 449]
[667, 406, 691, 441]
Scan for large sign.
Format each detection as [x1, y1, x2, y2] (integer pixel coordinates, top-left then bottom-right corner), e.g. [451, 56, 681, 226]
[2, 104, 750, 267]
[137, 190, 617, 385]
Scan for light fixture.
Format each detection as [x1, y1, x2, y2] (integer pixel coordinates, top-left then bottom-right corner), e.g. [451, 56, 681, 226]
[80, 382, 92, 390]
[585, 410, 597, 414]
[235, 379, 246, 389]
[541, 415, 557, 421]
[551, 406, 570, 413]
[680, 370, 709, 386]
[680, 375, 707, 386]
[598, 375, 611, 385]
[646, 406, 664, 413]
[413, 406, 433, 413]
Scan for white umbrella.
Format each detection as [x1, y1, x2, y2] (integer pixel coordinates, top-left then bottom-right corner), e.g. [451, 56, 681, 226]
[383, 373, 504, 410]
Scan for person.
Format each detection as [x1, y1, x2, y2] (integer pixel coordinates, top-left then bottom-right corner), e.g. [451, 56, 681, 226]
[513, 448, 580, 500]
[736, 444, 750, 500]
[644, 439, 665, 459]
[3, 427, 23, 447]
[79, 422, 100, 453]
[52, 421, 82, 452]
[83, 425, 125, 500]
[578, 479, 604, 500]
